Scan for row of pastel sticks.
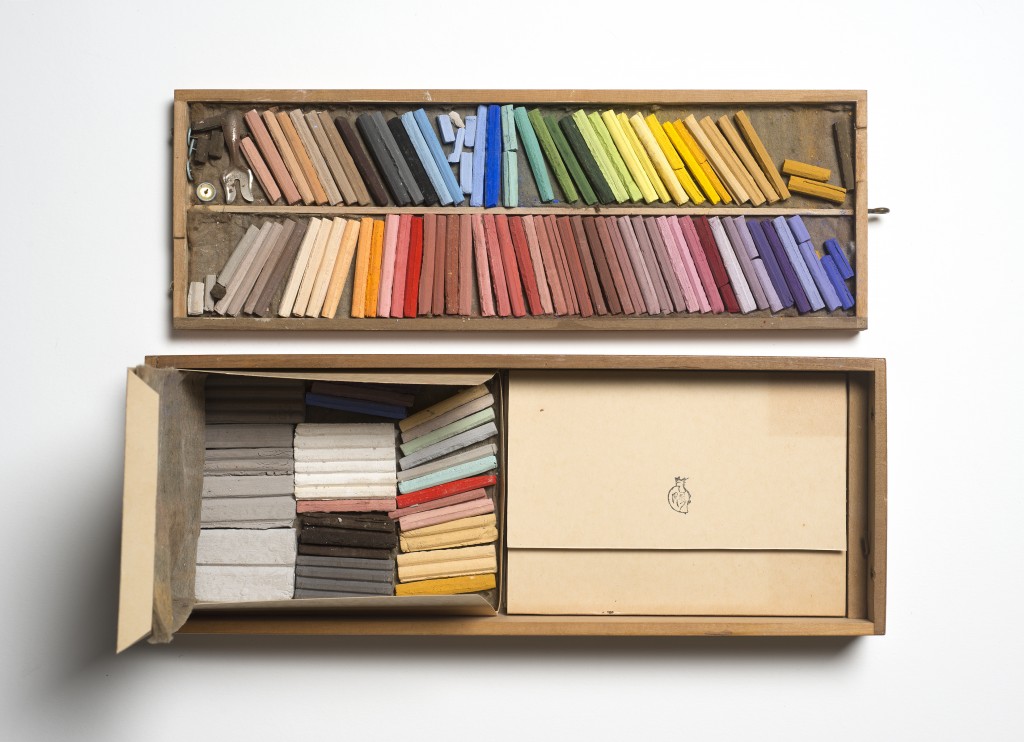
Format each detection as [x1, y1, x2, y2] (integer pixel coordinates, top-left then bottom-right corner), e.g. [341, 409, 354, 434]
[294, 513, 397, 599]
[392, 384, 499, 596]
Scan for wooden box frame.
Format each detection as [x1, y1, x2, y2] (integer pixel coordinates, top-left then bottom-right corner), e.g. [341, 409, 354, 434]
[172, 90, 868, 332]
[134, 354, 886, 638]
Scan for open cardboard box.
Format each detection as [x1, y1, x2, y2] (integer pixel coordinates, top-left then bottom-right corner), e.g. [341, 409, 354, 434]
[118, 354, 886, 649]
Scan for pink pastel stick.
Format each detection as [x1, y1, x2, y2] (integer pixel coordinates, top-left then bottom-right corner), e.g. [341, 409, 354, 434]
[616, 216, 660, 315]
[399, 498, 494, 532]
[390, 214, 412, 317]
[656, 217, 698, 311]
[377, 214, 400, 316]
[470, 215, 496, 317]
[297, 498, 397, 513]
[388, 488, 487, 520]
[667, 216, 711, 313]
[678, 216, 725, 313]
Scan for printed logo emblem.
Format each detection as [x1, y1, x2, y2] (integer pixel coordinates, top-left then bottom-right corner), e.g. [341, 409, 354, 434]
[667, 476, 692, 514]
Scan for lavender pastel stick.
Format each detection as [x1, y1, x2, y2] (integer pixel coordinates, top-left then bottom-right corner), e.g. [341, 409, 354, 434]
[799, 241, 842, 311]
[733, 217, 781, 312]
[762, 220, 811, 314]
[771, 217, 824, 311]
[786, 214, 812, 244]
[821, 255, 855, 310]
[723, 217, 768, 310]
[746, 219, 794, 308]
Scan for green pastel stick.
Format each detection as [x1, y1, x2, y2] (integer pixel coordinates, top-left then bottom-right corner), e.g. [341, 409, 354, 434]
[544, 115, 597, 205]
[502, 151, 519, 207]
[501, 104, 517, 151]
[558, 116, 614, 204]
[572, 110, 628, 202]
[397, 455, 498, 494]
[528, 108, 578, 203]
[513, 107, 555, 202]
[588, 111, 642, 202]
[399, 408, 496, 456]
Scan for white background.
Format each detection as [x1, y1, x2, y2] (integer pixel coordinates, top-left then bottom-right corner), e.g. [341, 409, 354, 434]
[2, 0, 1021, 739]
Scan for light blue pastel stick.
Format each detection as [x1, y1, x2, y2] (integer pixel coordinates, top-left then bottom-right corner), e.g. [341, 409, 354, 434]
[501, 104, 517, 151]
[513, 106, 554, 202]
[786, 214, 812, 244]
[437, 114, 456, 144]
[413, 108, 465, 204]
[399, 421, 498, 470]
[464, 115, 477, 147]
[398, 455, 498, 494]
[447, 127, 465, 163]
[460, 153, 473, 194]
[798, 241, 842, 311]
[470, 105, 488, 206]
[401, 112, 453, 206]
[772, 216, 824, 311]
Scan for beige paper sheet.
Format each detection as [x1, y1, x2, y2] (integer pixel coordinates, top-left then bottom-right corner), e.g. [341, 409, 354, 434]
[507, 371, 847, 551]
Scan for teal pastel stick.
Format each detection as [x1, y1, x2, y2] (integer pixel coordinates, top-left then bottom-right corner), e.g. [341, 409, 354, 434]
[398, 455, 499, 494]
[413, 108, 465, 204]
[501, 104, 517, 151]
[513, 107, 554, 202]
[399, 408, 496, 456]
[401, 111, 453, 205]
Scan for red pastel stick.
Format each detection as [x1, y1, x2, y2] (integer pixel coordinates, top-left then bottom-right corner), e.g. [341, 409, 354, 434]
[458, 213, 473, 316]
[388, 488, 488, 520]
[694, 215, 740, 312]
[556, 216, 594, 317]
[390, 213, 412, 317]
[509, 216, 544, 315]
[418, 213, 436, 315]
[482, 214, 512, 316]
[471, 214, 496, 317]
[494, 214, 527, 316]
[678, 216, 724, 313]
[431, 212, 447, 316]
[544, 215, 578, 314]
[445, 214, 460, 315]
[396, 474, 498, 508]
[532, 214, 568, 315]
[403, 216, 423, 317]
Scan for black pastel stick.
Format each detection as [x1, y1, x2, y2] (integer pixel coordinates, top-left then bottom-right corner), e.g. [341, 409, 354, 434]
[356, 112, 412, 205]
[335, 116, 390, 206]
[558, 116, 615, 204]
[387, 116, 440, 206]
[371, 111, 424, 205]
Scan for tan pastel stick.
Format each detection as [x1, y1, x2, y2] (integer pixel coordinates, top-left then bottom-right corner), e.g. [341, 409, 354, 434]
[276, 110, 328, 205]
[292, 217, 333, 315]
[305, 111, 356, 204]
[782, 159, 831, 182]
[317, 110, 371, 206]
[350, 218, 374, 318]
[402, 512, 496, 537]
[400, 525, 498, 553]
[263, 110, 315, 205]
[290, 110, 343, 206]
[399, 384, 491, 433]
[244, 109, 301, 204]
[322, 218, 361, 318]
[733, 110, 791, 200]
[684, 115, 749, 203]
[699, 117, 764, 205]
[279, 218, 322, 317]
[717, 116, 779, 203]
[394, 573, 496, 596]
[305, 217, 347, 317]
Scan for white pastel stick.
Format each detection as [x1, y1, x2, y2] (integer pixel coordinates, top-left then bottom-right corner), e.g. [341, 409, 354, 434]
[215, 222, 273, 314]
[195, 565, 295, 602]
[204, 458, 293, 475]
[205, 447, 293, 460]
[187, 282, 205, 315]
[200, 495, 296, 523]
[305, 217, 347, 317]
[294, 472, 396, 486]
[216, 224, 259, 289]
[398, 422, 499, 470]
[295, 459, 396, 474]
[708, 217, 756, 313]
[204, 274, 216, 311]
[294, 446, 397, 462]
[196, 528, 297, 566]
[202, 475, 294, 498]
[396, 443, 498, 482]
[292, 216, 334, 316]
[278, 217, 323, 317]
[296, 422, 396, 436]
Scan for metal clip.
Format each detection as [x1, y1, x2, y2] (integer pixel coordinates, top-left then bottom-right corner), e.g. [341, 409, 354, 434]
[868, 207, 890, 215]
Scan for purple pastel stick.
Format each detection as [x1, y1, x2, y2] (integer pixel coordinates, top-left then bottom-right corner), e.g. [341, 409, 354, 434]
[723, 217, 768, 310]
[772, 217, 824, 311]
[821, 255, 855, 310]
[799, 240, 841, 311]
[746, 219, 794, 308]
[733, 217, 781, 312]
[762, 220, 811, 314]
[786, 215, 812, 244]
[825, 238, 855, 279]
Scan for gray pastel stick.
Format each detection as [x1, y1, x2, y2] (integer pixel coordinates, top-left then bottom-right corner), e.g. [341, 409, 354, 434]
[294, 576, 394, 595]
[295, 565, 395, 583]
[200, 495, 296, 523]
[226, 221, 285, 316]
[196, 528, 297, 566]
[205, 447, 294, 460]
[296, 555, 396, 570]
[372, 111, 424, 205]
[205, 424, 295, 449]
[204, 274, 216, 311]
[396, 443, 498, 482]
[294, 589, 384, 599]
[215, 222, 272, 312]
[401, 394, 495, 442]
[214, 224, 259, 298]
[203, 458, 295, 475]
[398, 422, 499, 470]
[202, 475, 294, 498]
[244, 218, 298, 314]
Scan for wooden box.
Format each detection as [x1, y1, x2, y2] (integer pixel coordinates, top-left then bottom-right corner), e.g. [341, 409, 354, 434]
[173, 90, 868, 331]
[118, 354, 886, 647]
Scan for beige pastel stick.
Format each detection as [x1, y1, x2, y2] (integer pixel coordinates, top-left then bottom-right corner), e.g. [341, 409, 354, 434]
[350, 218, 374, 318]
[215, 222, 273, 315]
[397, 543, 495, 567]
[290, 110, 343, 206]
[305, 217, 347, 317]
[717, 116, 779, 203]
[317, 110, 371, 206]
[402, 512, 497, 537]
[700, 117, 765, 205]
[263, 110, 315, 205]
[684, 115, 749, 203]
[322, 217, 361, 318]
[400, 526, 499, 553]
[305, 110, 356, 204]
[733, 110, 790, 199]
[399, 384, 492, 433]
[628, 113, 687, 205]
[292, 217, 334, 316]
[278, 217, 323, 317]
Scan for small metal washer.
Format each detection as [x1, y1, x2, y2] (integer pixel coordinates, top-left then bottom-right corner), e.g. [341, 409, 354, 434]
[196, 182, 217, 202]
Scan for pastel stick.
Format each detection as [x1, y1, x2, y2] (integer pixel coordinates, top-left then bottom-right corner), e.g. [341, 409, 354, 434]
[510, 216, 545, 315]
[389, 115, 441, 206]
[356, 112, 411, 205]
[676, 216, 724, 314]
[761, 219, 811, 313]
[397, 443, 497, 483]
[484, 104, 502, 208]
[594, 215, 635, 314]
[821, 255, 856, 309]
[246, 218, 298, 315]
[400, 111, 452, 205]
[745, 218, 795, 308]
[731, 217, 782, 312]
[522, 215, 554, 314]
[628, 215, 672, 314]
[604, 215, 646, 314]
[390, 488, 488, 520]
[431, 213, 446, 316]
[786, 215, 812, 244]
[570, 216, 608, 316]
[215, 224, 260, 299]
[334, 116, 390, 206]
[390, 214, 413, 317]
[398, 455, 498, 494]
[464, 115, 477, 147]
[573, 110, 627, 202]
[377, 214, 400, 316]
[723, 216, 769, 310]
[460, 152, 473, 194]
[642, 217, 687, 313]
[447, 128, 465, 163]
[471, 105, 488, 207]
[708, 216, 756, 313]
[559, 116, 615, 204]
[501, 104, 517, 151]
[413, 108, 464, 204]
[502, 150, 518, 207]
[437, 113, 455, 144]
[617, 216, 660, 314]
[693, 216, 739, 312]
[374, 111, 424, 205]
[471, 214, 496, 317]
[825, 238, 855, 279]
[494, 214, 526, 316]
[543, 115, 597, 205]
[589, 111, 642, 201]
[770, 217, 824, 311]
[666, 215, 711, 313]
[556, 216, 594, 316]
[318, 110, 371, 206]
[514, 107, 554, 202]
[543, 215, 577, 314]
[398, 422, 499, 471]
[404, 216, 423, 318]
[528, 108, 577, 203]
[418, 214, 436, 315]
[582, 216, 621, 314]
[654, 217, 698, 312]
[799, 241, 842, 311]
[400, 409, 496, 456]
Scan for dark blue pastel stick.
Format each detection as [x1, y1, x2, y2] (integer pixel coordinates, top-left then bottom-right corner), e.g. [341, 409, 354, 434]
[786, 215, 812, 244]
[485, 104, 502, 208]
[821, 255, 855, 310]
[304, 393, 407, 419]
[746, 219, 794, 308]
[825, 238, 855, 279]
[412, 109, 465, 205]
[761, 220, 811, 313]
[798, 240, 841, 311]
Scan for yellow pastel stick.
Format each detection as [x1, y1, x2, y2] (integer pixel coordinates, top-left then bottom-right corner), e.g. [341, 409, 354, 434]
[395, 573, 497, 596]
[349, 217, 374, 318]
[662, 121, 719, 205]
[589, 111, 642, 201]
[601, 110, 657, 203]
[572, 110, 628, 203]
[644, 114, 684, 170]
[628, 113, 687, 204]
[364, 218, 384, 317]
[618, 112, 670, 202]
[673, 167, 705, 205]
[672, 121, 731, 204]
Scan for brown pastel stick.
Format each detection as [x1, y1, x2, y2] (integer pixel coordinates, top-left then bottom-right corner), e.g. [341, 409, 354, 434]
[334, 116, 390, 206]
[244, 110, 300, 204]
[628, 215, 673, 314]
[418, 213, 436, 315]
[445, 214, 460, 315]
[317, 110, 371, 205]
[594, 216, 635, 315]
[616, 216, 660, 314]
[717, 115, 779, 203]
[245, 219, 298, 315]
[684, 114, 748, 204]
[471, 214, 495, 317]
[305, 111, 356, 204]
[431, 212, 447, 316]
[291, 110, 342, 206]
[700, 116, 764, 206]
[240, 137, 281, 204]
[544, 215, 578, 315]
[555, 216, 593, 317]
[582, 217, 622, 314]
[569, 216, 608, 315]
[604, 215, 647, 314]
[263, 110, 315, 205]
[458, 213, 473, 316]
[276, 110, 329, 205]
[733, 110, 790, 200]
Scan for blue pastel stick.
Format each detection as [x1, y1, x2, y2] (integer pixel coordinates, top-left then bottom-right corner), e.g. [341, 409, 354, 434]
[771, 217, 824, 311]
[799, 241, 842, 311]
[470, 105, 488, 206]
[825, 238, 855, 279]
[484, 104, 502, 208]
[447, 127, 465, 163]
[459, 152, 473, 194]
[464, 115, 477, 147]
[398, 455, 499, 494]
[305, 393, 407, 419]
[762, 220, 810, 313]
[412, 108, 465, 205]
[786, 215, 812, 244]
[746, 219, 794, 308]
[401, 112, 453, 206]
[437, 114, 456, 144]
[821, 255, 855, 310]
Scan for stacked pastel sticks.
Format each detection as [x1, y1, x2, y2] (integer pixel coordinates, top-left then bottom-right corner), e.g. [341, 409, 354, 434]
[391, 385, 499, 596]
[294, 513, 397, 598]
[195, 529, 297, 603]
[304, 381, 414, 420]
[203, 374, 305, 424]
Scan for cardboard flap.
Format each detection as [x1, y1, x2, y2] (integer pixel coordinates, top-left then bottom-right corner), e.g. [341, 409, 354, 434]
[117, 370, 160, 652]
[190, 370, 496, 386]
[506, 371, 847, 552]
